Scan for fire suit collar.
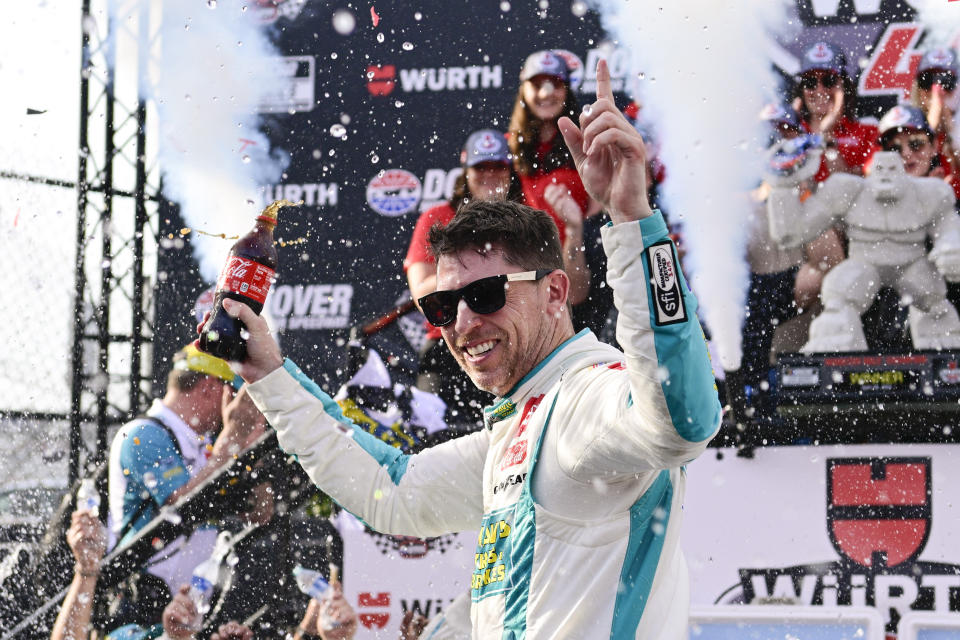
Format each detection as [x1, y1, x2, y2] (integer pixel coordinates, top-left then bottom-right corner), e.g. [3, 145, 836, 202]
[483, 328, 595, 429]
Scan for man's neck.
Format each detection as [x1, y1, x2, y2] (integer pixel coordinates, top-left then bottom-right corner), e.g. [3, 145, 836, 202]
[513, 321, 577, 392]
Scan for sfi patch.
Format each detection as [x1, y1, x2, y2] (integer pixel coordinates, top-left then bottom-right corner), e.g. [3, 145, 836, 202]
[645, 240, 687, 326]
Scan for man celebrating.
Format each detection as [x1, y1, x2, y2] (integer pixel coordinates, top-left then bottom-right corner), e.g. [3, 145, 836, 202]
[216, 61, 720, 638]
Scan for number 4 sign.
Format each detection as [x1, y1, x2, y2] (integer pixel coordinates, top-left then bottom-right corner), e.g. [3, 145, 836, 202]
[858, 22, 960, 99]
[858, 23, 924, 98]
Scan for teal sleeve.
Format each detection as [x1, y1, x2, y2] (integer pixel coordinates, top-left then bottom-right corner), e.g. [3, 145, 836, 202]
[281, 359, 411, 484]
[635, 212, 721, 442]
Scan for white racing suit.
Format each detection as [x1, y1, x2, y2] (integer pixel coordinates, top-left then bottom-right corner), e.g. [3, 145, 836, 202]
[245, 212, 722, 639]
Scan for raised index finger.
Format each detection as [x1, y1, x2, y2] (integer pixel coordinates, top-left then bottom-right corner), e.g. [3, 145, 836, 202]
[595, 58, 612, 101]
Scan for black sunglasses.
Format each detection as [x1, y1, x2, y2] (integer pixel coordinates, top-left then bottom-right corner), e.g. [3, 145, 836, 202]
[800, 73, 840, 90]
[918, 71, 958, 92]
[885, 136, 931, 154]
[418, 269, 554, 327]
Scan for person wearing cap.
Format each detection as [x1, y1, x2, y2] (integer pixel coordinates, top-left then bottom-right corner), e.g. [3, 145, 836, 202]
[508, 51, 592, 247]
[107, 344, 267, 594]
[793, 41, 878, 182]
[910, 47, 960, 200]
[876, 103, 960, 338]
[878, 104, 942, 178]
[404, 128, 587, 428]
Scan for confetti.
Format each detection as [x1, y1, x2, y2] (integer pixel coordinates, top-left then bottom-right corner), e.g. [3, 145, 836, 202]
[371, 6, 380, 26]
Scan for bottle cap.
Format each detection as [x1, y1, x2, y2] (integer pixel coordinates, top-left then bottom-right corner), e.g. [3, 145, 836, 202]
[258, 199, 301, 224]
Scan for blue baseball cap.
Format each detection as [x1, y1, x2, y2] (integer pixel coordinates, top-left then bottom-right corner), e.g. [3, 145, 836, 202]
[800, 41, 846, 75]
[461, 129, 510, 168]
[878, 104, 934, 144]
[520, 50, 569, 83]
[760, 101, 802, 130]
[917, 47, 959, 75]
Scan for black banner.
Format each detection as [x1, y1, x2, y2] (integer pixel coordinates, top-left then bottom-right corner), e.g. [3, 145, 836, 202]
[155, 1, 609, 388]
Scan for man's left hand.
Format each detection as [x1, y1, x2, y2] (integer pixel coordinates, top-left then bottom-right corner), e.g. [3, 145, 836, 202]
[558, 58, 653, 224]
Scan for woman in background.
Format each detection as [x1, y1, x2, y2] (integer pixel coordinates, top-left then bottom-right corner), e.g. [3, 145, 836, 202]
[792, 40, 877, 182]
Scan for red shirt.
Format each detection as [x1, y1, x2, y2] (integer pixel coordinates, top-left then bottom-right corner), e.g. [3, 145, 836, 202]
[803, 116, 879, 183]
[518, 167, 588, 240]
[404, 202, 456, 273]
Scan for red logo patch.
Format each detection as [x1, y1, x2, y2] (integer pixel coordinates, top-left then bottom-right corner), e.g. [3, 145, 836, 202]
[515, 395, 543, 438]
[501, 440, 528, 470]
[366, 65, 396, 96]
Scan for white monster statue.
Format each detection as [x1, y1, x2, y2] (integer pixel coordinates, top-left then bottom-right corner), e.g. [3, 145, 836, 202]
[767, 149, 960, 352]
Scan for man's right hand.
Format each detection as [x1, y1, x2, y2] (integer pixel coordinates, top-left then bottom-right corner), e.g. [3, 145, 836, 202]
[197, 299, 283, 383]
[557, 59, 653, 224]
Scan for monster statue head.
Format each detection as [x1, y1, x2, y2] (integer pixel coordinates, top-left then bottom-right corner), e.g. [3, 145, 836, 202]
[867, 151, 908, 203]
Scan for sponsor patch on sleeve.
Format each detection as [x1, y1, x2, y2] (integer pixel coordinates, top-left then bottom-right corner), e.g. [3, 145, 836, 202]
[645, 240, 688, 326]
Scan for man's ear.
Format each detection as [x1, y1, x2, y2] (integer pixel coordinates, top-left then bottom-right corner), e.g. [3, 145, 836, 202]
[544, 269, 570, 314]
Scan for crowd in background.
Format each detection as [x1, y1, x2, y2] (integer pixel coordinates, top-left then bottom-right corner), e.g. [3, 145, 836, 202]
[739, 42, 960, 414]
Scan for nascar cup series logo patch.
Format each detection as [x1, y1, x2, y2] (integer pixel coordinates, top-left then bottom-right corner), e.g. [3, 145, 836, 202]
[366, 169, 422, 217]
[646, 240, 687, 325]
[476, 132, 501, 153]
[885, 106, 912, 128]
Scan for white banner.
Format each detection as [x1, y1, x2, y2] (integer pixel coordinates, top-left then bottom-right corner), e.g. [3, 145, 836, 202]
[682, 444, 960, 636]
[336, 512, 474, 638]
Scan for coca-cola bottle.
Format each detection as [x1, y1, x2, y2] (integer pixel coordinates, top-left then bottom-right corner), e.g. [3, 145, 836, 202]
[198, 200, 294, 360]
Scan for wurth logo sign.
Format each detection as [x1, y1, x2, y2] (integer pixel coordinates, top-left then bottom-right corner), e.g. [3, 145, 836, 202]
[366, 64, 502, 96]
[734, 457, 960, 635]
[827, 458, 930, 569]
[357, 592, 390, 630]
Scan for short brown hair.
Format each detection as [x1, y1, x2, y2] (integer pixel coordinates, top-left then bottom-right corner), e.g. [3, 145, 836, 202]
[166, 368, 210, 393]
[427, 200, 564, 271]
